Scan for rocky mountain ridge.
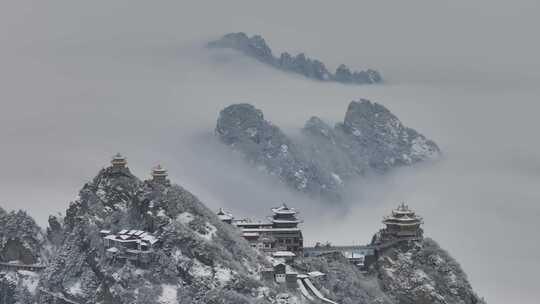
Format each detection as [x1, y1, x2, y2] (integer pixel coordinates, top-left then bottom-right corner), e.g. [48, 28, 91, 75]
[208, 32, 382, 85]
[215, 100, 440, 201]
[0, 159, 484, 304]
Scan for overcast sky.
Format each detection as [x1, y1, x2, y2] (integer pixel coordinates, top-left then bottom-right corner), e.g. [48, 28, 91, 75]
[1, 1, 540, 303]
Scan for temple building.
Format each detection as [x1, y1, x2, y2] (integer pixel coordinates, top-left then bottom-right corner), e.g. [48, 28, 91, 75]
[216, 208, 234, 224]
[111, 153, 127, 169]
[151, 165, 169, 185]
[218, 203, 304, 256]
[101, 229, 159, 266]
[379, 203, 424, 242]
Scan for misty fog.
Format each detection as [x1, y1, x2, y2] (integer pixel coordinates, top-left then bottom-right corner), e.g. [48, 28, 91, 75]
[1, 1, 539, 303]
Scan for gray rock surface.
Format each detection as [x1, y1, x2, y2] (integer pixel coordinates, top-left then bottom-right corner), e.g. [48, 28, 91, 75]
[0, 208, 44, 264]
[208, 32, 382, 85]
[0, 207, 44, 303]
[216, 100, 440, 201]
[297, 239, 485, 304]
[374, 239, 486, 304]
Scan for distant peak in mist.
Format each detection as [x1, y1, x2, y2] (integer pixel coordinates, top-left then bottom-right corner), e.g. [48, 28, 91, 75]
[215, 100, 440, 202]
[208, 32, 382, 85]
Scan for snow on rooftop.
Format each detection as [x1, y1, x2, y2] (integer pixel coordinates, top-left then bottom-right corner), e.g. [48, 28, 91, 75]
[107, 247, 119, 253]
[308, 271, 325, 277]
[158, 284, 178, 304]
[272, 251, 296, 257]
[242, 232, 260, 237]
[271, 203, 297, 214]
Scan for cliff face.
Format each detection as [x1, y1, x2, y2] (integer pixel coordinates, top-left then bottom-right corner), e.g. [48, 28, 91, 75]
[0, 208, 44, 265]
[208, 32, 382, 85]
[296, 239, 485, 304]
[374, 239, 485, 304]
[0, 208, 45, 303]
[215, 103, 342, 201]
[216, 100, 440, 201]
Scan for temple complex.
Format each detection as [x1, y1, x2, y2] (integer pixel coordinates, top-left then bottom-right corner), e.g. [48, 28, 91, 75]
[218, 203, 304, 256]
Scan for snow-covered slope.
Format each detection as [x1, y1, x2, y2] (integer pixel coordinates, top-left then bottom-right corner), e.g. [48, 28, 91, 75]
[0, 208, 45, 265]
[295, 239, 485, 304]
[0, 207, 45, 303]
[375, 239, 485, 304]
[38, 166, 269, 304]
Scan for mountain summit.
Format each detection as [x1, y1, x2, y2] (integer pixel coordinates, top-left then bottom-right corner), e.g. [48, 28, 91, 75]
[216, 100, 440, 201]
[208, 32, 382, 85]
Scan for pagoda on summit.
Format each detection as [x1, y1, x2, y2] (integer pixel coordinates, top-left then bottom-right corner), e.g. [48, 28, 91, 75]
[111, 153, 127, 169]
[151, 165, 169, 184]
[380, 203, 424, 241]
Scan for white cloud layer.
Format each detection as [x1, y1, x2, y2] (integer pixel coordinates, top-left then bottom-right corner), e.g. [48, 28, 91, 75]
[1, 1, 539, 303]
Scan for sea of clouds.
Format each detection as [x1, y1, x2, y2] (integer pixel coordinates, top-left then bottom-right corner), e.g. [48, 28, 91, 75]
[1, 1, 539, 303]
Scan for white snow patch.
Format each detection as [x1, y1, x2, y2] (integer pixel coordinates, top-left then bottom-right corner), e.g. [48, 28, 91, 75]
[411, 137, 438, 158]
[157, 209, 167, 217]
[246, 127, 258, 138]
[189, 259, 213, 278]
[172, 249, 189, 263]
[176, 212, 194, 224]
[331, 172, 343, 184]
[158, 284, 178, 304]
[214, 265, 234, 285]
[17, 270, 40, 294]
[294, 170, 307, 189]
[68, 281, 83, 296]
[197, 222, 217, 241]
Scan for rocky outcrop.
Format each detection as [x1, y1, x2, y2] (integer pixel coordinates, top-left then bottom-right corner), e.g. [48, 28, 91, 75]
[0, 208, 44, 264]
[215, 103, 342, 201]
[208, 32, 382, 85]
[375, 239, 485, 304]
[216, 100, 440, 201]
[295, 252, 394, 304]
[0, 208, 45, 303]
[296, 239, 485, 304]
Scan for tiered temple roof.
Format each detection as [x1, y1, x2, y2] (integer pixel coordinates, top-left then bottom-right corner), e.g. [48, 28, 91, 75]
[382, 203, 423, 227]
[216, 208, 234, 222]
[111, 153, 127, 168]
[151, 164, 168, 178]
[271, 203, 298, 215]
